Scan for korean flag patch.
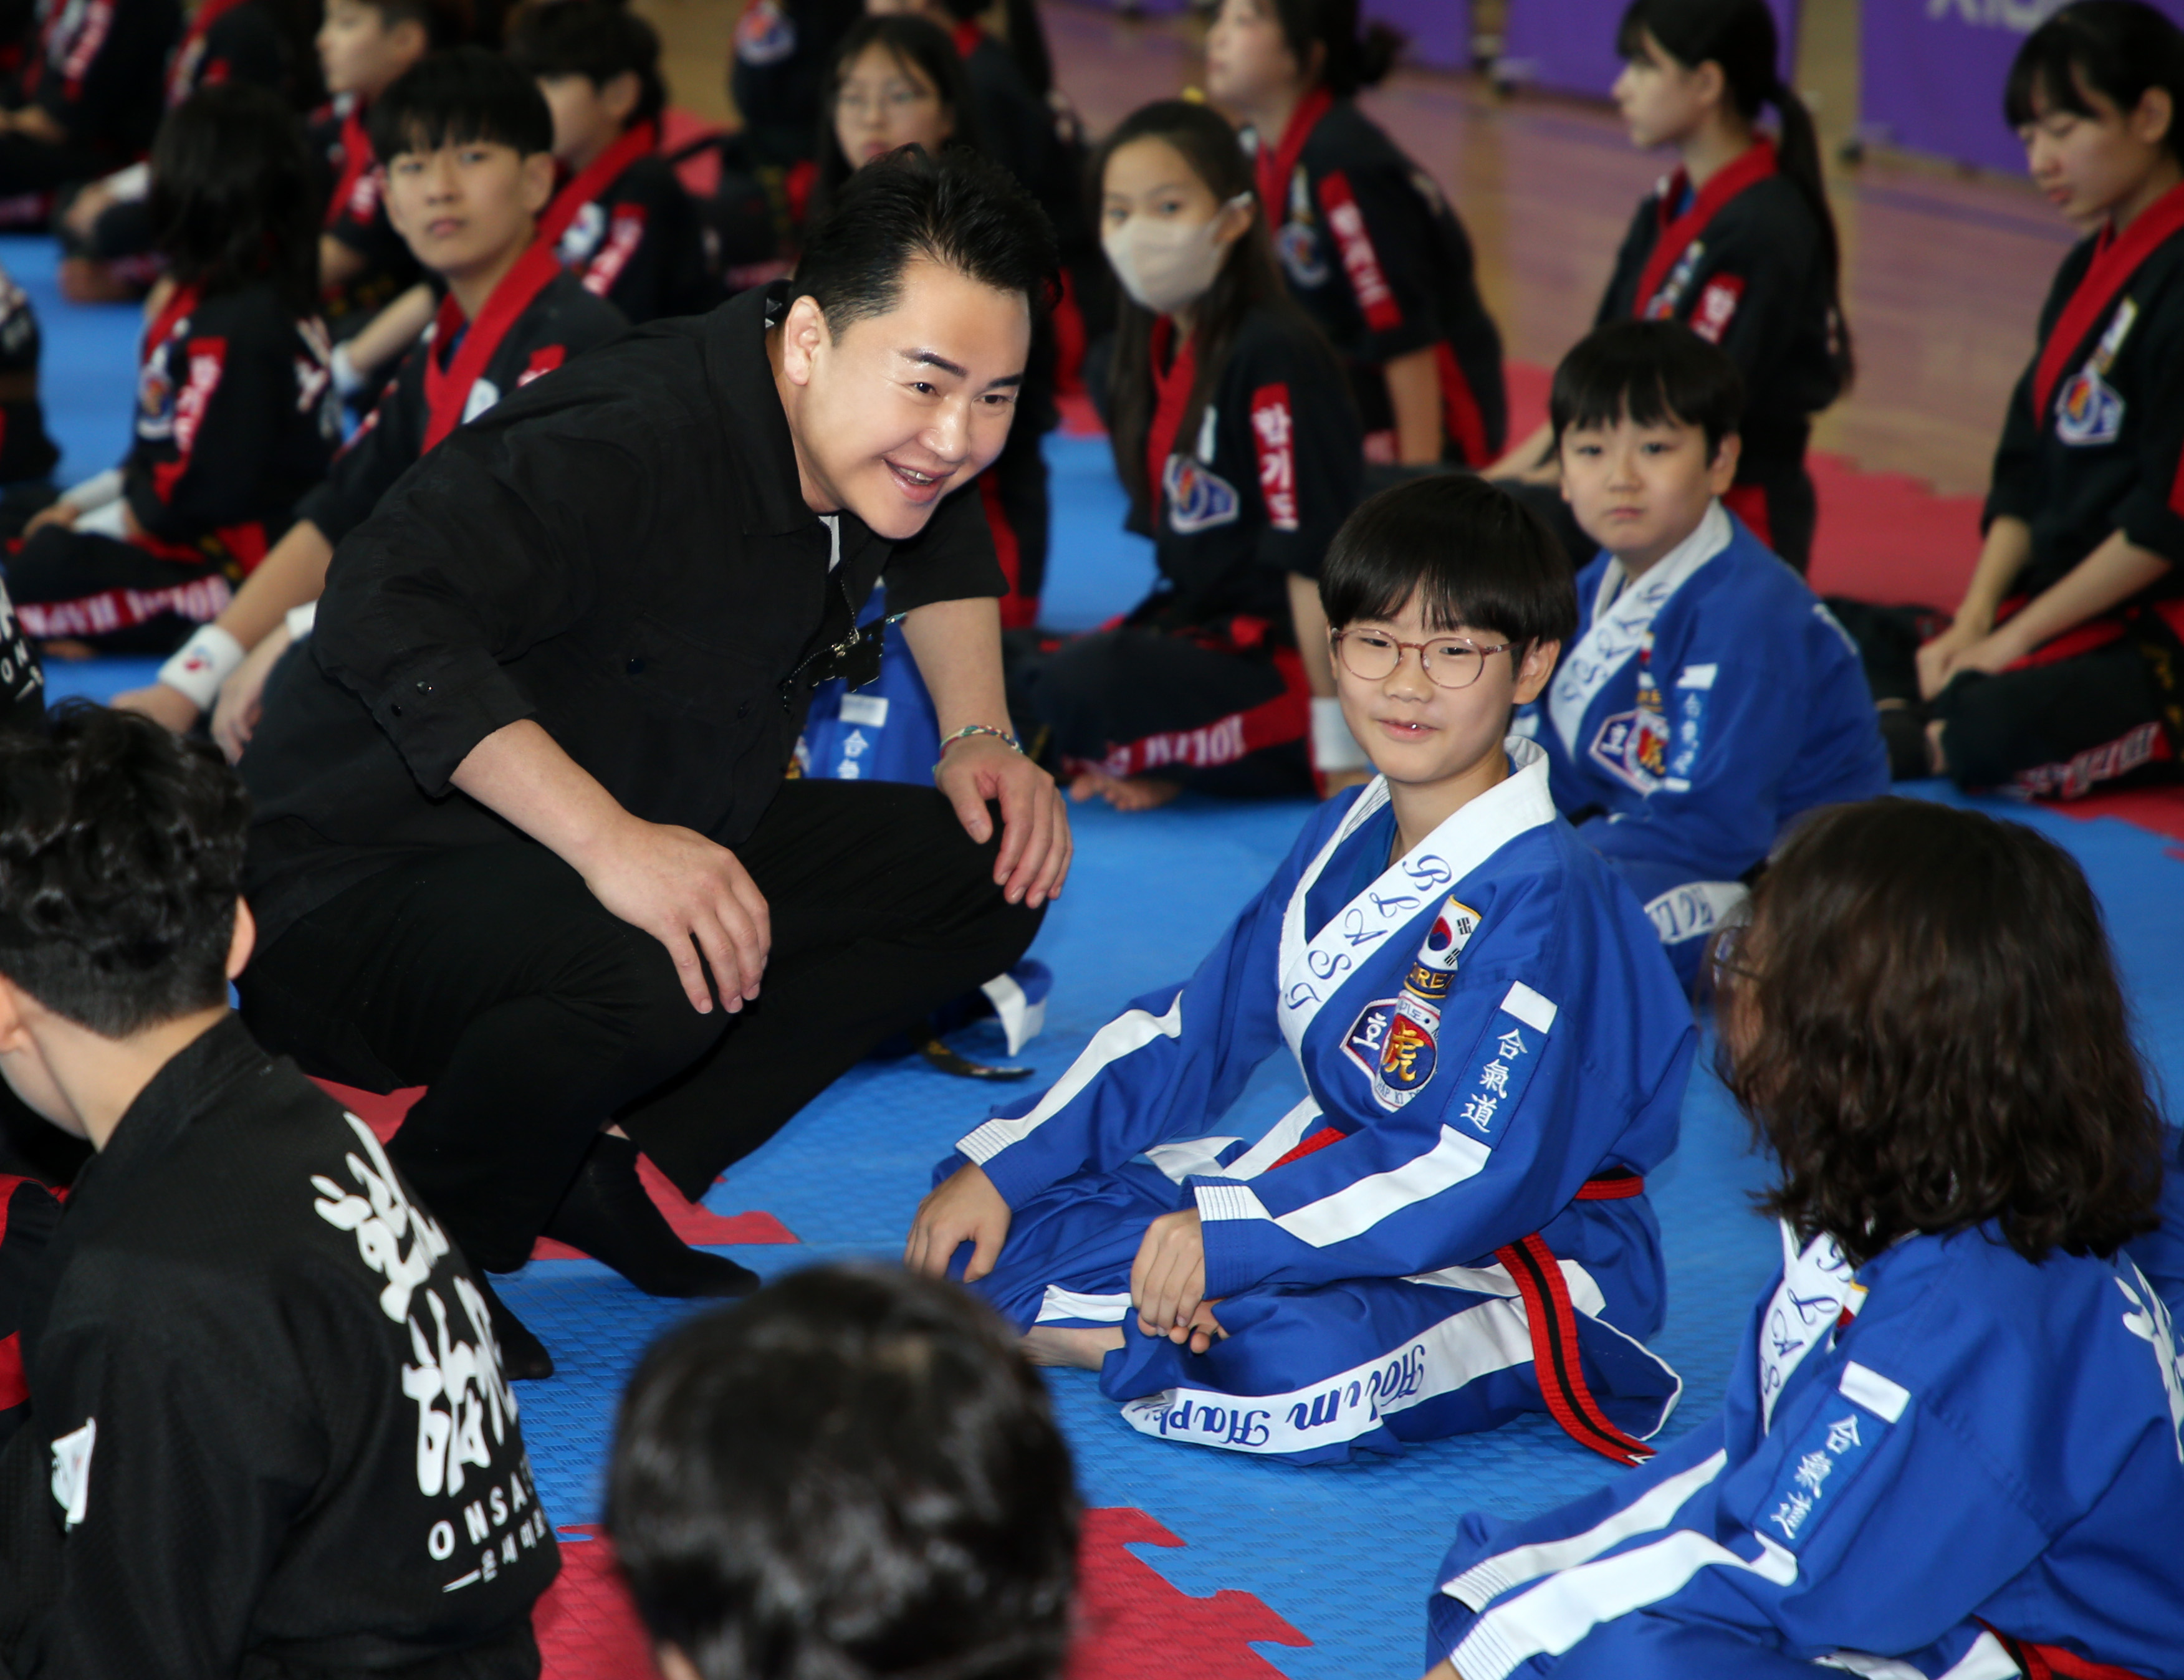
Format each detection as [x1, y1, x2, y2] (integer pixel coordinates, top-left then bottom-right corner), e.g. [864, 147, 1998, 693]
[2055, 363, 2124, 447]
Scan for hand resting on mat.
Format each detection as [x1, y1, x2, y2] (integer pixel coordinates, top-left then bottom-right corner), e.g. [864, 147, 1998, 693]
[905, 1160, 1013, 1281]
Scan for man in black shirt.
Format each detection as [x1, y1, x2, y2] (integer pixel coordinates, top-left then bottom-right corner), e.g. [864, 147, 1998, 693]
[236, 147, 1071, 1375]
[0, 705, 555, 1679]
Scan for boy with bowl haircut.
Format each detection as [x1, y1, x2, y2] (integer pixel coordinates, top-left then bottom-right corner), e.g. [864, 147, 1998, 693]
[0, 705, 555, 1679]
[1524, 320, 1887, 988]
[908, 475, 1693, 1466]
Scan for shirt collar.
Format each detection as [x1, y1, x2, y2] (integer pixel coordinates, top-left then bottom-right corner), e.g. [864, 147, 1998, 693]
[708, 281, 854, 543]
[1592, 498, 1731, 623]
[78, 1013, 271, 1201]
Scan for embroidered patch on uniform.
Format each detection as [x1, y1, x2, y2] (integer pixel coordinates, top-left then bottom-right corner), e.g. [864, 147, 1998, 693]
[1250, 383, 1299, 531]
[2055, 363, 2125, 447]
[135, 355, 175, 441]
[555, 201, 608, 265]
[1690, 274, 1744, 344]
[50, 1416, 94, 1530]
[1450, 984, 1555, 1145]
[1316, 171, 1402, 330]
[1755, 1384, 1894, 1553]
[1341, 897, 1484, 1109]
[170, 339, 226, 457]
[462, 377, 503, 424]
[1277, 220, 1329, 289]
[1644, 239, 1706, 318]
[2115, 1266, 2184, 1460]
[1662, 664, 1715, 786]
[583, 206, 649, 297]
[517, 347, 565, 389]
[1161, 454, 1241, 533]
[1588, 637, 1670, 791]
[734, 0, 796, 65]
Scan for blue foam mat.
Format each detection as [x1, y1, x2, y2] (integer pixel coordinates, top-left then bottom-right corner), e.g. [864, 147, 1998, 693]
[17, 233, 2184, 1676]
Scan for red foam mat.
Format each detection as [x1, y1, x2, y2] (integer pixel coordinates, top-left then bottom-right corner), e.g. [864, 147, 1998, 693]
[533, 1509, 1311, 1680]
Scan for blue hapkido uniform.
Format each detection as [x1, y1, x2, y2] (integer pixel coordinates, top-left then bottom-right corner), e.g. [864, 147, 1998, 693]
[941, 739, 1695, 1465]
[1515, 502, 1887, 986]
[1425, 1219, 2184, 1679]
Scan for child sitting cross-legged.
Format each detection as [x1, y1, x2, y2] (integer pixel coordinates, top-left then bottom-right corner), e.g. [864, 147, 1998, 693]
[1423, 798, 2184, 1680]
[1520, 319, 1887, 990]
[906, 474, 1695, 1466]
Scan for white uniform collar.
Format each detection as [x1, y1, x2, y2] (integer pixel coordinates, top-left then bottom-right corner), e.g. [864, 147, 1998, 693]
[1275, 738, 1556, 1061]
[1549, 500, 1731, 758]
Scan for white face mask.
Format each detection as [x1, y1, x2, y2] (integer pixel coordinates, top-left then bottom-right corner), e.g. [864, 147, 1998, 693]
[1102, 193, 1253, 317]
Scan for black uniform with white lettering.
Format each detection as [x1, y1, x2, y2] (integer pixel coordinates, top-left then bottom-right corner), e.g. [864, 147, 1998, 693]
[552, 148, 710, 324]
[0, 0, 180, 194]
[1930, 195, 2184, 798]
[299, 267, 626, 548]
[1257, 96, 1504, 468]
[0, 1016, 557, 1680]
[6, 278, 338, 654]
[231, 281, 1037, 1281]
[1010, 304, 1362, 795]
[311, 98, 421, 332]
[1597, 151, 1847, 572]
[0, 261, 58, 486]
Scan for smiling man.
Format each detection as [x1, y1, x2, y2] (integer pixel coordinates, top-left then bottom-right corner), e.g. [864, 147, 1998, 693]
[233, 145, 1070, 1376]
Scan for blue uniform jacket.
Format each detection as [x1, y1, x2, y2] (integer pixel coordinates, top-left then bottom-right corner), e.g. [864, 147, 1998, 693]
[1427, 1221, 2184, 1679]
[954, 742, 1694, 1305]
[1516, 503, 1887, 946]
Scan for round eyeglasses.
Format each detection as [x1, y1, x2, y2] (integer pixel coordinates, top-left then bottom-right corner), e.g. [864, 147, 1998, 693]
[1331, 629, 1513, 691]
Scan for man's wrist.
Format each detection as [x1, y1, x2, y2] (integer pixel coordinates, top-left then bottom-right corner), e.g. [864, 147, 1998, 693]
[937, 723, 1022, 756]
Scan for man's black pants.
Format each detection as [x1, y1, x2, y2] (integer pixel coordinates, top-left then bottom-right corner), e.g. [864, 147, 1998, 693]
[238, 780, 1042, 1274]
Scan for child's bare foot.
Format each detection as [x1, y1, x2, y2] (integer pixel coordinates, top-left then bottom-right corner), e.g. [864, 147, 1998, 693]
[1021, 1325, 1125, 1369]
[1068, 768, 1182, 812]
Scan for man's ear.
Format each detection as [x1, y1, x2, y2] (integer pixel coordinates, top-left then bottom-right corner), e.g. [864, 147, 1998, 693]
[0, 970, 34, 1059]
[1690, 58, 1728, 115]
[227, 897, 256, 983]
[1513, 637, 1560, 705]
[520, 149, 558, 217]
[1707, 432, 1742, 496]
[2134, 85, 2174, 151]
[777, 293, 832, 389]
[601, 70, 643, 128]
[390, 17, 429, 65]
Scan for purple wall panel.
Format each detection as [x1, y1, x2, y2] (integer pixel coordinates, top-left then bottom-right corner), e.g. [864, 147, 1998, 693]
[1500, 0, 1799, 100]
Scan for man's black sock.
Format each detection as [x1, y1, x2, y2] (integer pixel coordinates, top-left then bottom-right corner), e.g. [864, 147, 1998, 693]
[543, 1131, 761, 1301]
[471, 1269, 554, 1382]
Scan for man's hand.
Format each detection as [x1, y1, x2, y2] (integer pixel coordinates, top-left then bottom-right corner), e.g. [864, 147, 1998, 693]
[210, 624, 295, 762]
[936, 735, 1071, 908]
[578, 817, 772, 1014]
[22, 501, 76, 538]
[904, 1160, 1012, 1281]
[1131, 1209, 1225, 1352]
[111, 681, 201, 734]
[1915, 614, 1994, 699]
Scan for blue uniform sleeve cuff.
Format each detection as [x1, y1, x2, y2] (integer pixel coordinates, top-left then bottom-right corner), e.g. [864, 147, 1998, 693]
[1193, 1178, 1273, 1299]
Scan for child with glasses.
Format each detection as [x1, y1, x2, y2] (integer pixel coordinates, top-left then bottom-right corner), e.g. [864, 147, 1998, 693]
[1519, 320, 1886, 990]
[906, 474, 1695, 1465]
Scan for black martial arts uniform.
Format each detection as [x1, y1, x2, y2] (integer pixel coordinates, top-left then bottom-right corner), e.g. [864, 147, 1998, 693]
[234, 280, 1041, 1277]
[0, 261, 57, 487]
[0, 577, 36, 726]
[1928, 181, 2184, 798]
[298, 247, 627, 549]
[0, 0, 179, 201]
[541, 119, 711, 324]
[0, 1015, 557, 1679]
[0, 1170, 60, 1453]
[7, 277, 337, 652]
[1250, 88, 1504, 468]
[1595, 140, 1848, 574]
[312, 95, 421, 332]
[1010, 303, 1362, 795]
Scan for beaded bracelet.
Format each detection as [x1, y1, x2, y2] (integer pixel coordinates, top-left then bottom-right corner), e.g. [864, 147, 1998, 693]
[936, 723, 1023, 756]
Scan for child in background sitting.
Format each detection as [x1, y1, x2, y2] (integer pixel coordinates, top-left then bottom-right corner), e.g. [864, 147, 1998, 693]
[1424, 799, 2184, 1680]
[911, 475, 1693, 1467]
[1518, 319, 1885, 988]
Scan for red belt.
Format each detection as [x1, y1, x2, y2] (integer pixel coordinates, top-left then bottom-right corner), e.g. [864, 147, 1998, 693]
[1983, 1625, 2150, 1680]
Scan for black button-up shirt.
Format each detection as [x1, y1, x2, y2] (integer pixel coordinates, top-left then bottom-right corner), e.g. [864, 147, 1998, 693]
[240, 282, 1005, 946]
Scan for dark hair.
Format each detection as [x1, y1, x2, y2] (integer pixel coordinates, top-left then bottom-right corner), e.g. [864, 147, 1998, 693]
[1265, 0, 1404, 98]
[928, 0, 1055, 96]
[1549, 318, 1745, 458]
[1717, 799, 2166, 1269]
[1320, 474, 1579, 657]
[353, 0, 472, 50]
[368, 46, 555, 162]
[813, 14, 983, 212]
[792, 144, 1057, 334]
[607, 1264, 1079, 1680]
[0, 704, 250, 1038]
[2004, 0, 2184, 163]
[150, 84, 320, 320]
[1093, 98, 1340, 516]
[507, 0, 666, 128]
[1616, 0, 1849, 376]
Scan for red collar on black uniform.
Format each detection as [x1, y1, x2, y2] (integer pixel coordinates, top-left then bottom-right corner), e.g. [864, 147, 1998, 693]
[141, 281, 203, 366]
[952, 17, 982, 57]
[1253, 86, 1334, 223]
[325, 103, 375, 231]
[1146, 315, 1199, 522]
[540, 118, 659, 250]
[421, 239, 564, 451]
[1632, 138, 1777, 315]
[2031, 180, 2184, 420]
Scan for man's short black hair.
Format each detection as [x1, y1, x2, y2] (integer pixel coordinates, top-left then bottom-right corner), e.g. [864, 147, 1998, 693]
[368, 46, 555, 163]
[353, 0, 471, 50]
[1549, 318, 1745, 459]
[792, 145, 1058, 336]
[1320, 474, 1578, 654]
[0, 704, 249, 1038]
[607, 1265, 1079, 1680]
[507, 0, 666, 128]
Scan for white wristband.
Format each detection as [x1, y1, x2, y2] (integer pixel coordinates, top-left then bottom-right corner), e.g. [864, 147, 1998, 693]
[329, 341, 365, 398]
[1311, 695, 1369, 773]
[156, 624, 245, 712]
[285, 600, 318, 641]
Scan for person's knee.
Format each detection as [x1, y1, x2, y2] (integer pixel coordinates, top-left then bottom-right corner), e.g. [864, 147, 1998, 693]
[545, 910, 727, 1077]
[1928, 673, 2011, 788]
